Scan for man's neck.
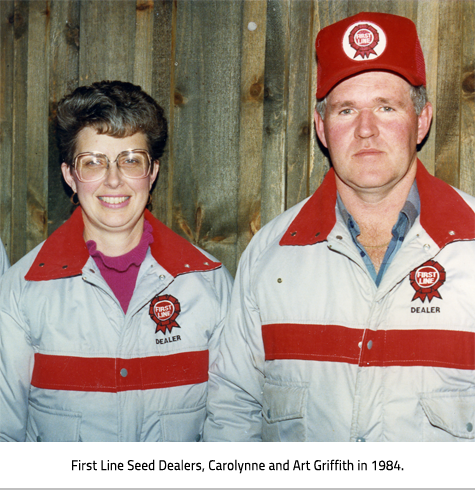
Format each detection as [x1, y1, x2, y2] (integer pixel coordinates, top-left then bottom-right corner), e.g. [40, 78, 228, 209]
[336, 171, 415, 233]
[336, 171, 416, 272]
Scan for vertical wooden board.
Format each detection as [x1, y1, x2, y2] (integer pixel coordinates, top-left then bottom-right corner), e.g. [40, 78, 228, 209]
[151, 0, 174, 227]
[347, 0, 418, 17]
[285, 0, 315, 209]
[0, 0, 14, 259]
[309, 0, 348, 196]
[261, 0, 289, 227]
[10, 0, 29, 264]
[459, 0, 475, 196]
[434, 0, 462, 188]
[134, 0, 154, 94]
[346, 0, 382, 15]
[236, 0, 267, 261]
[26, 0, 50, 252]
[315, 0, 348, 27]
[79, 0, 137, 84]
[416, 0, 439, 175]
[172, 0, 243, 275]
[47, 0, 80, 236]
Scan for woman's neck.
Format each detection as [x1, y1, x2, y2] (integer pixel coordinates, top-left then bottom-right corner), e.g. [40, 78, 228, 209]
[83, 214, 145, 257]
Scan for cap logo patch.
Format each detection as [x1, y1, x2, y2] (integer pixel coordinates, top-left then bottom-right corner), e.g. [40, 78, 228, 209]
[149, 294, 181, 334]
[343, 21, 387, 60]
[409, 260, 446, 302]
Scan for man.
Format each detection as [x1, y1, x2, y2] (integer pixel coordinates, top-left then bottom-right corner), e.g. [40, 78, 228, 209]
[204, 12, 475, 442]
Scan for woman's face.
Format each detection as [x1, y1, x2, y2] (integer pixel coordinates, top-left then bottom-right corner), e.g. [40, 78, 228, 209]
[62, 127, 159, 241]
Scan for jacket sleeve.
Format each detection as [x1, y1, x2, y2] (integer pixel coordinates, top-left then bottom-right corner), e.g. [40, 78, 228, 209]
[204, 243, 265, 441]
[204, 264, 234, 374]
[0, 240, 10, 277]
[0, 271, 34, 441]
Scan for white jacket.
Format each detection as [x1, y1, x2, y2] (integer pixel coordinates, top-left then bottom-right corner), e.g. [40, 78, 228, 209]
[0, 208, 232, 442]
[0, 240, 9, 277]
[205, 161, 475, 442]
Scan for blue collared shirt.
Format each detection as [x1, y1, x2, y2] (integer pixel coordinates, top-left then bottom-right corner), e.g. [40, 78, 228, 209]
[337, 182, 420, 286]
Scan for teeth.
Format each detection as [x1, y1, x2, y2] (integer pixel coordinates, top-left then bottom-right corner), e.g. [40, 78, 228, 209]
[100, 196, 129, 204]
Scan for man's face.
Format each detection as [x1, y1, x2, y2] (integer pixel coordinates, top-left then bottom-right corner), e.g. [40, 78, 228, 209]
[315, 71, 432, 198]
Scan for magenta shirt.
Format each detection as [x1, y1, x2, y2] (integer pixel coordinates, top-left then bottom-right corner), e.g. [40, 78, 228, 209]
[86, 220, 154, 313]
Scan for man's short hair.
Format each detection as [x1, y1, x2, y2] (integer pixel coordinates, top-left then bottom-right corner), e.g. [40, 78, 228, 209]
[56, 80, 168, 166]
[316, 83, 428, 120]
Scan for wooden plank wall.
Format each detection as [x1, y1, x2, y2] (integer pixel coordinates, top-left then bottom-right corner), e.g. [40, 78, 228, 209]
[0, 0, 474, 276]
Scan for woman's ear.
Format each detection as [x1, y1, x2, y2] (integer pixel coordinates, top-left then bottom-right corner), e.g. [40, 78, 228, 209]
[149, 160, 160, 188]
[61, 162, 77, 192]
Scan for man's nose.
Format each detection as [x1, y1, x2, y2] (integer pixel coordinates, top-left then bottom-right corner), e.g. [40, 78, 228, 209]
[354, 109, 379, 139]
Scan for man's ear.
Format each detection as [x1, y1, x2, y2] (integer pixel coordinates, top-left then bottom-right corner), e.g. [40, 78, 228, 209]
[61, 162, 77, 192]
[314, 108, 328, 148]
[417, 102, 433, 145]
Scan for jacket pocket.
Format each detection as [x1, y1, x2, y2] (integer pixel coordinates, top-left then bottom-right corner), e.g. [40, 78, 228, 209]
[26, 402, 81, 442]
[159, 403, 206, 442]
[419, 390, 475, 441]
[262, 379, 308, 442]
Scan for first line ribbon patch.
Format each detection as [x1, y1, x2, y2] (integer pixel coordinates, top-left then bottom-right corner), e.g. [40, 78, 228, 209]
[349, 23, 380, 59]
[410, 260, 446, 302]
[343, 21, 387, 61]
[149, 294, 181, 334]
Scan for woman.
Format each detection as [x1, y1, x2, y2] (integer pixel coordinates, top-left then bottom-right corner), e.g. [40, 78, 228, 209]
[0, 81, 232, 442]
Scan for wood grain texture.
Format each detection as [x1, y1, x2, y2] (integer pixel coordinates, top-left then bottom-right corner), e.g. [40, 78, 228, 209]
[25, 1, 49, 251]
[151, 0, 174, 227]
[79, 0, 136, 83]
[134, 0, 154, 94]
[348, 0, 418, 17]
[236, 0, 267, 262]
[260, 0, 288, 227]
[10, 0, 29, 263]
[285, 0, 315, 209]
[310, 0, 344, 196]
[460, 0, 475, 195]
[0, 0, 14, 258]
[0, 0, 474, 274]
[434, 0, 463, 188]
[416, 0, 439, 174]
[171, 0, 243, 275]
[47, 0, 80, 236]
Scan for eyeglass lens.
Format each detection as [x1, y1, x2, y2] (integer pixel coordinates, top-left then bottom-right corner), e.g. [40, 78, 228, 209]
[76, 150, 150, 181]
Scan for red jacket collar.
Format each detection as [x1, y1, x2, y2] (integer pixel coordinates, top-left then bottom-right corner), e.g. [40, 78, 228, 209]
[25, 208, 221, 281]
[280, 160, 475, 247]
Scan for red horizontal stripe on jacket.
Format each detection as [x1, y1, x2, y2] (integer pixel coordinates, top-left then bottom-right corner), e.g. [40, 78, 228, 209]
[31, 351, 209, 392]
[262, 324, 475, 370]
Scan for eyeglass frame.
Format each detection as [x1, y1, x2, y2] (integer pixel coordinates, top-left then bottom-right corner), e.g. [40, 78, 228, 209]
[71, 149, 154, 183]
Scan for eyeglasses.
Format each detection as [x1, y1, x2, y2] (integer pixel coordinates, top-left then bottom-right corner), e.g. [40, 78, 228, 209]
[72, 149, 152, 182]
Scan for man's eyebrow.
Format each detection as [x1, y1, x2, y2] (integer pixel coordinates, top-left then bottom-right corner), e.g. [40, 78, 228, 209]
[328, 100, 355, 110]
[328, 96, 407, 111]
[374, 97, 406, 106]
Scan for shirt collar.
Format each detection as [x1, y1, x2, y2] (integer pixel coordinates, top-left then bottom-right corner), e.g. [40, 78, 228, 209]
[280, 160, 475, 247]
[337, 180, 420, 237]
[25, 207, 220, 281]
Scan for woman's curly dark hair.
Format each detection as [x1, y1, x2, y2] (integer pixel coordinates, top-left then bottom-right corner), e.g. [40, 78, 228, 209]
[56, 80, 167, 166]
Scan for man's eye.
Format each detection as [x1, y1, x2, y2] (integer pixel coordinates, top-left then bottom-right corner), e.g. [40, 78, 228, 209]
[339, 109, 352, 115]
[382, 106, 394, 112]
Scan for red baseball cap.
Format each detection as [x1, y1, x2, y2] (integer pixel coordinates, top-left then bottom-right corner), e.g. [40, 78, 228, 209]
[315, 12, 426, 99]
